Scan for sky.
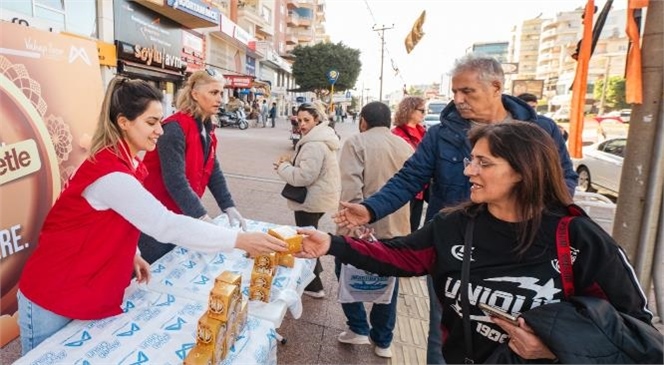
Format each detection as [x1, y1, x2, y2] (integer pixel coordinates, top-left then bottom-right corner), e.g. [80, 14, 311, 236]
[325, 0, 623, 98]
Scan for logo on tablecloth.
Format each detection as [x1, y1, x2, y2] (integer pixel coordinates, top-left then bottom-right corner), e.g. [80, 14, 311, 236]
[152, 264, 166, 273]
[64, 330, 91, 347]
[155, 294, 176, 307]
[175, 343, 195, 360]
[131, 351, 149, 364]
[213, 253, 226, 264]
[122, 301, 135, 313]
[193, 275, 210, 285]
[165, 317, 186, 331]
[183, 260, 196, 269]
[116, 323, 140, 337]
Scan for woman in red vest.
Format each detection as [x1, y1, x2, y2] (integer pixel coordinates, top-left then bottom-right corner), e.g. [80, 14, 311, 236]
[17, 77, 286, 354]
[392, 96, 428, 232]
[139, 69, 248, 264]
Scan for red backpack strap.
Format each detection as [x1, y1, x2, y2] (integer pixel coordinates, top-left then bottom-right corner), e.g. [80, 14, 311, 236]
[556, 216, 576, 299]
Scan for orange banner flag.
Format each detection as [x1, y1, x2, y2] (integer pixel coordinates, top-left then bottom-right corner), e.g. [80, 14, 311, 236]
[625, 0, 649, 104]
[568, 0, 595, 158]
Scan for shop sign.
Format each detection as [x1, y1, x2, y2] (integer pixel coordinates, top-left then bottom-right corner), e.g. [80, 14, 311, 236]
[225, 75, 252, 88]
[117, 41, 185, 70]
[114, 0, 183, 59]
[166, 0, 219, 25]
[182, 30, 205, 72]
[0, 21, 103, 345]
[219, 13, 256, 48]
[245, 56, 256, 76]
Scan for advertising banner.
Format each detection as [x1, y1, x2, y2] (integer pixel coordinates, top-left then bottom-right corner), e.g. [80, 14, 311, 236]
[0, 22, 103, 346]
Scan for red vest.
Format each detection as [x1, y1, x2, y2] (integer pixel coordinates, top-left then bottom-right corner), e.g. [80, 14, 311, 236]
[19, 145, 148, 319]
[142, 112, 217, 214]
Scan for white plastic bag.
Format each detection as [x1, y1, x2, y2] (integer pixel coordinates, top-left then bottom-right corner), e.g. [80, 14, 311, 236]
[337, 263, 396, 304]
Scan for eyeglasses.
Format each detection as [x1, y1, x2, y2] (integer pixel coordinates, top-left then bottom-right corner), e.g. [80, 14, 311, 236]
[205, 68, 217, 77]
[463, 157, 500, 172]
[416, 108, 426, 113]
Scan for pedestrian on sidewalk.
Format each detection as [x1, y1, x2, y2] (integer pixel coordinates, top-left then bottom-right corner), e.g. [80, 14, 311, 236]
[335, 101, 413, 358]
[16, 76, 286, 354]
[274, 101, 341, 298]
[269, 102, 277, 128]
[392, 96, 428, 232]
[260, 99, 268, 128]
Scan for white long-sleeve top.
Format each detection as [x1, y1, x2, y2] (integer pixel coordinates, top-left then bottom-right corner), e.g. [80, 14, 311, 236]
[82, 172, 238, 254]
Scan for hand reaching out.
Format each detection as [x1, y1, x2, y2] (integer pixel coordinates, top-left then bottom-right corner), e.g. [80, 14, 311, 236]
[225, 206, 247, 231]
[332, 201, 371, 229]
[294, 228, 331, 258]
[235, 232, 287, 257]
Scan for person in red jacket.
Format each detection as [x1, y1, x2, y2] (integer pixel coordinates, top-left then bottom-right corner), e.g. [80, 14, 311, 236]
[391, 96, 428, 232]
[139, 69, 248, 264]
[17, 77, 286, 355]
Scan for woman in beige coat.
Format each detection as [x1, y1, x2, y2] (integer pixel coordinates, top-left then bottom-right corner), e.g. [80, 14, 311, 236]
[274, 101, 340, 297]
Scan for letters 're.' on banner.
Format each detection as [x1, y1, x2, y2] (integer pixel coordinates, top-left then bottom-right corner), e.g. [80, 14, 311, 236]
[0, 21, 104, 346]
[405, 10, 426, 54]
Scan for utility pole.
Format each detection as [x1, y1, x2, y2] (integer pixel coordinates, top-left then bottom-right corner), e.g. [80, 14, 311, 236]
[613, 0, 663, 311]
[372, 24, 393, 103]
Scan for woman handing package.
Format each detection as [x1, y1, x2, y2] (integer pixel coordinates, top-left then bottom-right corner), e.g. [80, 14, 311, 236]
[17, 77, 286, 354]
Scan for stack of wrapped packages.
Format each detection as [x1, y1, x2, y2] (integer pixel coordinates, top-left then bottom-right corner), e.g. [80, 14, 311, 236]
[184, 271, 248, 365]
[248, 226, 303, 302]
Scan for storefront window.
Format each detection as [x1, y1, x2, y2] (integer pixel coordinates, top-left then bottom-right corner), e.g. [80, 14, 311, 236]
[36, 0, 64, 11]
[0, 0, 96, 37]
[35, 6, 65, 26]
[65, 0, 97, 37]
[2, 1, 32, 16]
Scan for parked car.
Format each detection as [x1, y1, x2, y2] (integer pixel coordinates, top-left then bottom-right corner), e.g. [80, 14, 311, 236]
[596, 109, 631, 123]
[572, 137, 626, 194]
[426, 100, 448, 115]
[423, 114, 440, 129]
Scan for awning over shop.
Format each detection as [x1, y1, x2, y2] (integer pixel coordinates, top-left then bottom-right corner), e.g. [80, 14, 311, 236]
[252, 80, 271, 96]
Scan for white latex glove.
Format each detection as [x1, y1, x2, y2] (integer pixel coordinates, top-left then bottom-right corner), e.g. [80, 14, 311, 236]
[225, 206, 247, 231]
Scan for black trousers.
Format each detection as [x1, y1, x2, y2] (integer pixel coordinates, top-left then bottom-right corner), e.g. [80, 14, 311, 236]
[294, 211, 325, 292]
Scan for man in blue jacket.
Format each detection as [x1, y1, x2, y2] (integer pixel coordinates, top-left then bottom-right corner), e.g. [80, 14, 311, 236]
[334, 53, 578, 364]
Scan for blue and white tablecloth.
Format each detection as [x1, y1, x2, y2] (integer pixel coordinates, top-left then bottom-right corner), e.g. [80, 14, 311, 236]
[146, 216, 315, 327]
[16, 217, 315, 364]
[15, 283, 278, 365]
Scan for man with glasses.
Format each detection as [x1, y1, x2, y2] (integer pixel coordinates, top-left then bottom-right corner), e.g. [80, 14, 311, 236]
[334, 53, 577, 364]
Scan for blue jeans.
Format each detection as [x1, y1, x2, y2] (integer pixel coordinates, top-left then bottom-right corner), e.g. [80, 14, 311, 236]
[17, 290, 72, 355]
[427, 275, 445, 364]
[334, 259, 398, 349]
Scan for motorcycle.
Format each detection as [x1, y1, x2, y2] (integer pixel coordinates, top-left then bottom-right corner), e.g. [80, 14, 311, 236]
[289, 116, 301, 149]
[216, 107, 249, 130]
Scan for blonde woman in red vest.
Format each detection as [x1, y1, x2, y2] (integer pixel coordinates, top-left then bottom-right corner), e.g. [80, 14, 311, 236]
[139, 69, 248, 264]
[17, 77, 286, 354]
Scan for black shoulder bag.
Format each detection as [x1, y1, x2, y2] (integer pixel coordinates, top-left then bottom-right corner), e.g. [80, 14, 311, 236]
[280, 148, 307, 204]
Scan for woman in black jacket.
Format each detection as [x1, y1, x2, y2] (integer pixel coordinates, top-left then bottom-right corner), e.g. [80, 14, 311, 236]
[296, 122, 657, 363]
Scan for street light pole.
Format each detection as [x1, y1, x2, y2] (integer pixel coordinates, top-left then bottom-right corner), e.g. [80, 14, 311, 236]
[373, 24, 394, 103]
